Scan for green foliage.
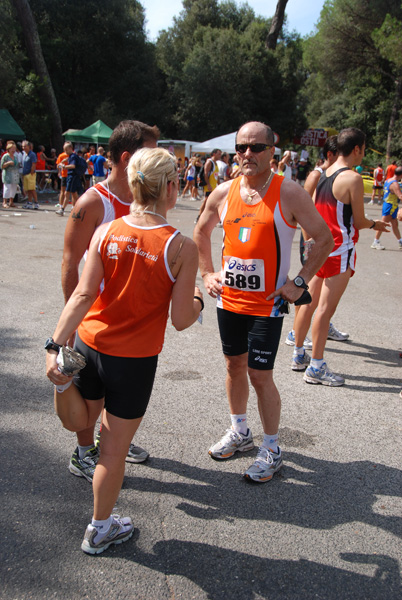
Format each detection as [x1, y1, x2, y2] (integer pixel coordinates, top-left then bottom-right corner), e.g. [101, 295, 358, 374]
[372, 14, 402, 71]
[156, 0, 307, 140]
[302, 0, 402, 157]
[0, 0, 163, 146]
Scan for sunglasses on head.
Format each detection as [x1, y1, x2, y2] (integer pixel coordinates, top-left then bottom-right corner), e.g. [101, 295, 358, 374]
[235, 143, 271, 154]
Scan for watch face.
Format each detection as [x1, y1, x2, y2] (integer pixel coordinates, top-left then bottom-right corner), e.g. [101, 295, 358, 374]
[294, 276, 303, 286]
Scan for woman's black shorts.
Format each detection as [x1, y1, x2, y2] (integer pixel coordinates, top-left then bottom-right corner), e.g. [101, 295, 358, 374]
[73, 335, 158, 420]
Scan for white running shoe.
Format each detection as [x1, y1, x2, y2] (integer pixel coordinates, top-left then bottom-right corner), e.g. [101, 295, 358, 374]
[244, 446, 283, 483]
[81, 515, 134, 555]
[291, 350, 311, 371]
[209, 428, 254, 460]
[285, 330, 313, 350]
[371, 240, 385, 250]
[126, 444, 149, 463]
[304, 362, 345, 386]
[327, 323, 349, 341]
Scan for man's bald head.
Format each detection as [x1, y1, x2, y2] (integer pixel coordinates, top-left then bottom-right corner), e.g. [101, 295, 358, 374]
[236, 121, 274, 146]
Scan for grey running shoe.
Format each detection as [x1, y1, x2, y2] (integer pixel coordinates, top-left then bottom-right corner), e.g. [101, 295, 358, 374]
[81, 515, 134, 555]
[69, 446, 99, 482]
[244, 446, 283, 483]
[95, 432, 149, 464]
[126, 444, 149, 464]
[303, 362, 345, 386]
[209, 428, 254, 460]
[327, 323, 349, 341]
[57, 346, 86, 376]
[285, 330, 313, 350]
[291, 350, 311, 371]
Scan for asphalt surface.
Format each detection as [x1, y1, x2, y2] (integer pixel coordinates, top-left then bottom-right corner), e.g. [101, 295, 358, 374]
[0, 191, 401, 600]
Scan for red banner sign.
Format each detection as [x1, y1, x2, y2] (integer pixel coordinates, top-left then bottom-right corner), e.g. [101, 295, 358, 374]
[293, 129, 328, 147]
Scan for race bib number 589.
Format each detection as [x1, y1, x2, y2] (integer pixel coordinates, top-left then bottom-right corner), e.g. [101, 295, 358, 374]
[223, 256, 265, 292]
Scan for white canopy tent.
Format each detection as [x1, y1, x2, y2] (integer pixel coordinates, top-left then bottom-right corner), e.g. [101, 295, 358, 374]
[191, 131, 281, 157]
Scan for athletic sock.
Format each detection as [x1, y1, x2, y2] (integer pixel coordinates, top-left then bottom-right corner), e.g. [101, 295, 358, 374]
[78, 444, 94, 459]
[293, 346, 305, 356]
[310, 358, 324, 370]
[91, 515, 113, 539]
[262, 432, 279, 454]
[230, 413, 248, 435]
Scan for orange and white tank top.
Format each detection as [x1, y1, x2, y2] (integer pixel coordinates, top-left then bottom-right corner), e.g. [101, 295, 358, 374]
[217, 175, 296, 317]
[78, 216, 179, 357]
[92, 182, 132, 225]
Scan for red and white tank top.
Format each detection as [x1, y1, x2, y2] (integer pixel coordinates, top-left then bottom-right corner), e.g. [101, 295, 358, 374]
[92, 181, 132, 225]
[315, 168, 359, 257]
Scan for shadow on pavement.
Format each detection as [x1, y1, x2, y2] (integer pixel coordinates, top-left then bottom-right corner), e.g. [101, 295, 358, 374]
[124, 452, 401, 539]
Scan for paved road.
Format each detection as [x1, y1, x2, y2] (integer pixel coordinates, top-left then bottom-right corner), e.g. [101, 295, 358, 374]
[0, 194, 401, 600]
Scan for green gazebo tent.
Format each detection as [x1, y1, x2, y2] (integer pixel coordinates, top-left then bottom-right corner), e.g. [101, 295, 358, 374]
[63, 120, 113, 145]
[0, 109, 25, 141]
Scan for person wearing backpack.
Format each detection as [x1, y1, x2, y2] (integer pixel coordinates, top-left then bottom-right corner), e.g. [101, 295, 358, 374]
[56, 142, 84, 216]
[88, 147, 108, 184]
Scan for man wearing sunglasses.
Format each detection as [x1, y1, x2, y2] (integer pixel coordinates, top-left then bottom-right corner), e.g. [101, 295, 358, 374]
[194, 121, 333, 483]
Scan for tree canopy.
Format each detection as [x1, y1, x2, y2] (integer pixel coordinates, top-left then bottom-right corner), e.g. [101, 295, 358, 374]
[1, 0, 401, 161]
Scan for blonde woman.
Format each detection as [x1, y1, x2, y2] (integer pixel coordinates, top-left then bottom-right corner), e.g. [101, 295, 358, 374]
[46, 147, 203, 554]
[1, 141, 19, 208]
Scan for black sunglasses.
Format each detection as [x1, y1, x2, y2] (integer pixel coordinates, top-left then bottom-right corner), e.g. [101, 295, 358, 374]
[235, 143, 271, 154]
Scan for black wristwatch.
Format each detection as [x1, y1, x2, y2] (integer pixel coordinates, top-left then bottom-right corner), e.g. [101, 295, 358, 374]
[44, 338, 61, 352]
[293, 276, 309, 290]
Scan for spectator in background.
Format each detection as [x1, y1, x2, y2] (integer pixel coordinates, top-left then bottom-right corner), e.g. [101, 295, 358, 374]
[84, 145, 95, 190]
[270, 158, 279, 173]
[46, 148, 58, 191]
[216, 152, 231, 184]
[385, 160, 397, 180]
[230, 155, 241, 178]
[56, 147, 69, 209]
[296, 158, 310, 187]
[15, 142, 24, 200]
[22, 140, 39, 210]
[369, 163, 384, 205]
[36, 145, 47, 190]
[278, 150, 292, 179]
[88, 147, 108, 184]
[1, 141, 20, 208]
[56, 142, 83, 215]
[181, 156, 198, 199]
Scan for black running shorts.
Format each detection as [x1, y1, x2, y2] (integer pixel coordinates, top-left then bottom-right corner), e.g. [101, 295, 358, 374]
[217, 308, 283, 371]
[73, 335, 158, 419]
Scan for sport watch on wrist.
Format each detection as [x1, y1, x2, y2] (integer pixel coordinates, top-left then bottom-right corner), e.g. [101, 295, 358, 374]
[293, 276, 309, 290]
[44, 338, 62, 352]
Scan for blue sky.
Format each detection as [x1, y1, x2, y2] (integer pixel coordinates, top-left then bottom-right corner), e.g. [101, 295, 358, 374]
[143, 0, 327, 41]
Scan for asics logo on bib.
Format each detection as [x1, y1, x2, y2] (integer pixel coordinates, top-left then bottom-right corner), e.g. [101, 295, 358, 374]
[228, 259, 256, 271]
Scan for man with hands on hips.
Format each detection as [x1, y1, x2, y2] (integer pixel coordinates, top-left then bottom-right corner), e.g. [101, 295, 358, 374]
[194, 121, 333, 483]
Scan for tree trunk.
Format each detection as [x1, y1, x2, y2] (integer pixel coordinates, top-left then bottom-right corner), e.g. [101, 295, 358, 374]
[266, 0, 289, 50]
[386, 76, 402, 162]
[12, 0, 63, 150]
